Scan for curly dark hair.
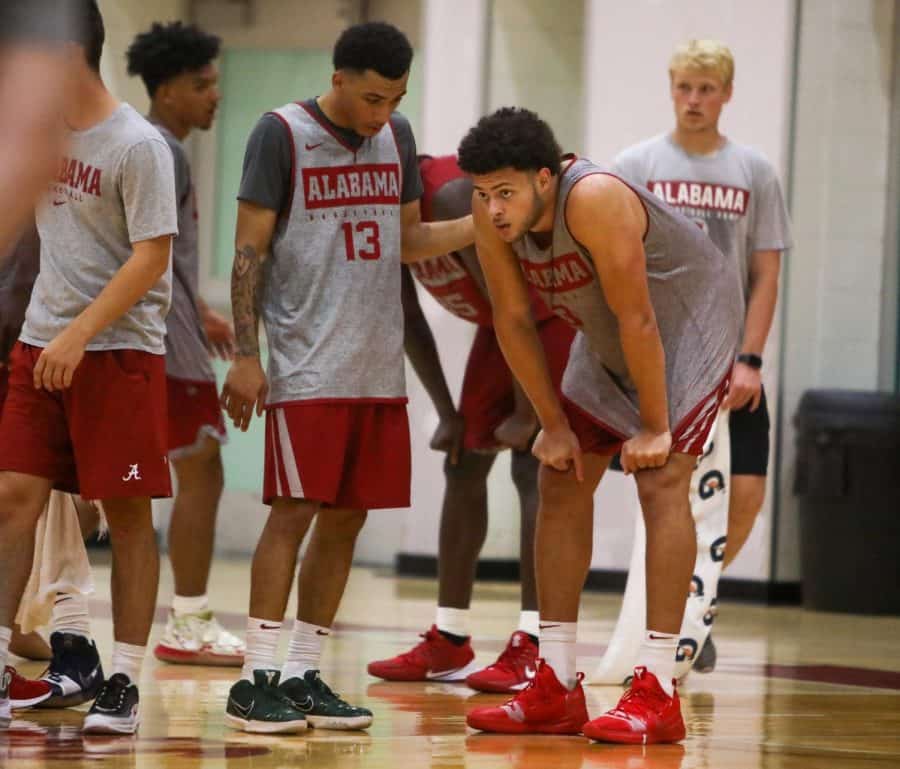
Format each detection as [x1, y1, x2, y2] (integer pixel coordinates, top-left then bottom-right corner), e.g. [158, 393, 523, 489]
[333, 22, 413, 80]
[126, 21, 221, 97]
[457, 107, 563, 176]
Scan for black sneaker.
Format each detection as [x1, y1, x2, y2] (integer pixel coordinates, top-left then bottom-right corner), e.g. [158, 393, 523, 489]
[694, 634, 717, 674]
[39, 632, 104, 708]
[225, 670, 307, 734]
[82, 674, 140, 734]
[280, 670, 373, 730]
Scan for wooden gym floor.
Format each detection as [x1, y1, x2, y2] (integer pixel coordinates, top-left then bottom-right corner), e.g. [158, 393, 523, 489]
[3, 557, 899, 768]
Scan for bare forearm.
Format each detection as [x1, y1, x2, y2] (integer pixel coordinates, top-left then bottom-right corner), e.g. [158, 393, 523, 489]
[404, 315, 455, 417]
[511, 375, 536, 419]
[231, 244, 266, 357]
[619, 317, 669, 432]
[741, 272, 779, 355]
[495, 313, 564, 429]
[67, 249, 169, 344]
[402, 215, 474, 264]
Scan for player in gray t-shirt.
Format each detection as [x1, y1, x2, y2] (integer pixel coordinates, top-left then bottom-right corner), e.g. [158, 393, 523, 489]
[614, 40, 793, 674]
[0, 2, 177, 734]
[127, 20, 244, 669]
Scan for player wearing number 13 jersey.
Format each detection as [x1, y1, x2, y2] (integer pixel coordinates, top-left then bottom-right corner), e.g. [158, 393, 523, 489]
[220, 23, 474, 733]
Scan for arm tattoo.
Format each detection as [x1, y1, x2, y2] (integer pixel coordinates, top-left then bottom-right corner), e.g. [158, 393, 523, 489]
[231, 244, 266, 356]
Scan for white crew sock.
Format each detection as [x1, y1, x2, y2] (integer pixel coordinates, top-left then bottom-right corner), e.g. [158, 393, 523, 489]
[638, 630, 678, 697]
[171, 594, 209, 616]
[111, 641, 145, 685]
[281, 619, 329, 681]
[0, 625, 10, 674]
[241, 617, 282, 682]
[435, 606, 470, 638]
[51, 593, 92, 640]
[518, 610, 540, 638]
[539, 620, 578, 690]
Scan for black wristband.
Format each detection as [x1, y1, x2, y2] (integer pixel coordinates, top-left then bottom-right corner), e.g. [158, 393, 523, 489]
[737, 353, 763, 370]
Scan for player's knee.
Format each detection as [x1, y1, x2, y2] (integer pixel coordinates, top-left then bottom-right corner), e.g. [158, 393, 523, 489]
[443, 450, 491, 484]
[0, 475, 46, 527]
[510, 449, 539, 493]
[636, 463, 688, 519]
[538, 467, 583, 520]
[730, 476, 766, 522]
[317, 508, 367, 542]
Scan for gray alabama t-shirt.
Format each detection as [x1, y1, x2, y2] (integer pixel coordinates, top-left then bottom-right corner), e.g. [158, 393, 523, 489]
[613, 134, 793, 301]
[22, 104, 178, 354]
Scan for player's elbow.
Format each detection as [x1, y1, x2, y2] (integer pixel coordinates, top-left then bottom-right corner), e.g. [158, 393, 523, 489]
[616, 306, 658, 339]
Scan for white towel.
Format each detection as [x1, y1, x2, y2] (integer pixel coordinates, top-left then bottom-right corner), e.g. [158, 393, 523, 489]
[15, 491, 94, 634]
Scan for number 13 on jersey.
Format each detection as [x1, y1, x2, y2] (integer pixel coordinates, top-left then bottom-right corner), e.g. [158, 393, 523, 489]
[342, 220, 381, 261]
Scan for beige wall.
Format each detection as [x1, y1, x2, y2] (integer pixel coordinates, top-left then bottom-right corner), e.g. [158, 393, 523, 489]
[97, 0, 186, 109]
[487, 0, 585, 154]
[777, 0, 898, 581]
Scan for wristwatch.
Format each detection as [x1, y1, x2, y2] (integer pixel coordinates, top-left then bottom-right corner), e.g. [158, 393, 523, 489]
[737, 353, 763, 370]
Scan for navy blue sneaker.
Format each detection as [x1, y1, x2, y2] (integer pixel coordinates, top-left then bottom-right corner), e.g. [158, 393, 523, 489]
[39, 632, 104, 708]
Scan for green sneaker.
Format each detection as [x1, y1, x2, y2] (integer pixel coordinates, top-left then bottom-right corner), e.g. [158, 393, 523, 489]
[280, 670, 373, 730]
[225, 670, 307, 734]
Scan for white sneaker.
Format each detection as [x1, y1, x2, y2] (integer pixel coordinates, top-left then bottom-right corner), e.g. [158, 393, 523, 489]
[1, 666, 12, 724]
[154, 611, 245, 667]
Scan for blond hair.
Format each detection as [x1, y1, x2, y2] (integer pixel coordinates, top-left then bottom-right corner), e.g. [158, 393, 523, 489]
[669, 40, 734, 88]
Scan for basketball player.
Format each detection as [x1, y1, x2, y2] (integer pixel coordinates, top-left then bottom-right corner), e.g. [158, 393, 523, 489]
[220, 23, 473, 733]
[126, 21, 244, 667]
[0, 1, 177, 734]
[457, 108, 742, 743]
[613, 40, 792, 673]
[0, 1, 79, 250]
[0, 225, 108, 714]
[368, 155, 573, 692]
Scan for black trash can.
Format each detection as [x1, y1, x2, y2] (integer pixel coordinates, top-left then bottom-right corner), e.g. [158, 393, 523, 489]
[794, 390, 900, 615]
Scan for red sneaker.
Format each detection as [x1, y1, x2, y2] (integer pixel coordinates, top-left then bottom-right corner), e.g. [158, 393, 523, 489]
[5, 666, 52, 709]
[466, 630, 538, 693]
[582, 666, 685, 744]
[367, 626, 478, 682]
[466, 659, 588, 735]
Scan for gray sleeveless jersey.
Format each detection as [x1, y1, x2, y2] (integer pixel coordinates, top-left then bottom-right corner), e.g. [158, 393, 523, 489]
[512, 158, 742, 437]
[263, 103, 405, 405]
[155, 124, 215, 383]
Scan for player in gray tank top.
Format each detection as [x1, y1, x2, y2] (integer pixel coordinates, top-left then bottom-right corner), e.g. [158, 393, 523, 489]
[458, 107, 741, 743]
[614, 40, 793, 675]
[219, 23, 475, 734]
[127, 20, 244, 668]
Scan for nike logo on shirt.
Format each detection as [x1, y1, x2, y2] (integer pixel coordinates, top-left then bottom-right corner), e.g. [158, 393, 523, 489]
[305, 142, 324, 150]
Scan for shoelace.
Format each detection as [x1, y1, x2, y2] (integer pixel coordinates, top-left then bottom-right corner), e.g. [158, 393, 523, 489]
[93, 679, 127, 710]
[611, 679, 663, 718]
[395, 628, 441, 666]
[491, 640, 535, 675]
[308, 673, 356, 712]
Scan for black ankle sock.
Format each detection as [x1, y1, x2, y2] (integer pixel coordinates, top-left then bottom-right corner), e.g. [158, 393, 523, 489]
[437, 629, 470, 646]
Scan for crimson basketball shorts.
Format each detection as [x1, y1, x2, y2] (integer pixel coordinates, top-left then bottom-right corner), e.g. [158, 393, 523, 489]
[0, 342, 171, 500]
[263, 400, 411, 510]
[166, 376, 227, 459]
[459, 316, 575, 451]
[564, 370, 732, 457]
